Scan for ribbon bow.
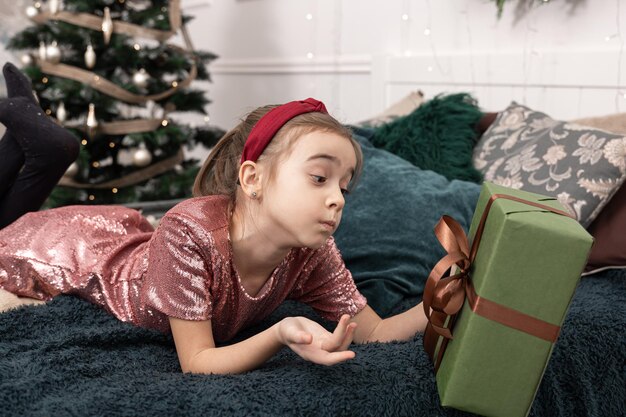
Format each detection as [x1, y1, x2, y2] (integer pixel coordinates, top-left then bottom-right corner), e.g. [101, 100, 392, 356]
[422, 194, 574, 372]
[422, 215, 471, 341]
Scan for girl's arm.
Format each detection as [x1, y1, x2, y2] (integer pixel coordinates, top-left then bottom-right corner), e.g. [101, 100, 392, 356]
[350, 302, 428, 344]
[169, 314, 357, 375]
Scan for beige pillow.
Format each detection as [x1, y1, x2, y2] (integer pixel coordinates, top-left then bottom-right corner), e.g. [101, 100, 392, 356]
[357, 91, 424, 127]
[573, 112, 626, 136]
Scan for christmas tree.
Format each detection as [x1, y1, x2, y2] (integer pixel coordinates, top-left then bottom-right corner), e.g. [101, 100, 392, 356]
[7, 0, 222, 207]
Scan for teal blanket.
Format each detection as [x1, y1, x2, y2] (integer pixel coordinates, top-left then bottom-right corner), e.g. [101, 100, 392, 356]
[0, 269, 624, 416]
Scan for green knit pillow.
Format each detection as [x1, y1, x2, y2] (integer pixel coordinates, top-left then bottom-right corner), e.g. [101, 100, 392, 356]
[371, 93, 483, 183]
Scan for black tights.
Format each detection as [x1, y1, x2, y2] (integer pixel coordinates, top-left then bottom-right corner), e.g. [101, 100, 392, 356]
[0, 64, 79, 229]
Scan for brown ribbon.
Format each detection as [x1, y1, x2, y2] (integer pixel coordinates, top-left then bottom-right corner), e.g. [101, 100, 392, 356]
[422, 193, 575, 372]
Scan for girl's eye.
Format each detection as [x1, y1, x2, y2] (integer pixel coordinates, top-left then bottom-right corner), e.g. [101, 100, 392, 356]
[341, 188, 350, 196]
[311, 175, 326, 184]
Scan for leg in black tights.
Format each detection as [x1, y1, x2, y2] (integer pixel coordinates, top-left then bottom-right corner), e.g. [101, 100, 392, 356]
[0, 63, 79, 229]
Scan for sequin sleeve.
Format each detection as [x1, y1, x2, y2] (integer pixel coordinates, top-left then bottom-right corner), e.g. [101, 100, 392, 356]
[142, 213, 213, 321]
[290, 237, 367, 322]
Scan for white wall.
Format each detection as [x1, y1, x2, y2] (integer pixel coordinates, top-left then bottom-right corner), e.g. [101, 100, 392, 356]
[183, 0, 626, 131]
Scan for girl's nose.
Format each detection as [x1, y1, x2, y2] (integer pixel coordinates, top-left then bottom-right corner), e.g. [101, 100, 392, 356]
[327, 187, 345, 210]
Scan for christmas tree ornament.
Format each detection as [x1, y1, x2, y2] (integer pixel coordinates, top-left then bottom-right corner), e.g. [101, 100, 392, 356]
[56, 101, 67, 123]
[38, 41, 47, 61]
[46, 41, 62, 64]
[102, 7, 113, 45]
[25, 5, 39, 18]
[86, 103, 98, 137]
[20, 54, 34, 66]
[132, 144, 152, 167]
[84, 44, 96, 69]
[49, 0, 62, 14]
[132, 68, 149, 88]
[64, 161, 79, 178]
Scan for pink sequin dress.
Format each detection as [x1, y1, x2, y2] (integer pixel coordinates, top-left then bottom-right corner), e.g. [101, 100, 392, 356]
[0, 195, 366, 341]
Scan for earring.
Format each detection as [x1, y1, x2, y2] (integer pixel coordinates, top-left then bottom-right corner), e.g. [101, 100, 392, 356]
[251, 191, 257, 198]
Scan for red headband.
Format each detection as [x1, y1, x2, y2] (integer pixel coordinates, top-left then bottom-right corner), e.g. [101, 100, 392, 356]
[240, 98, 328, 163]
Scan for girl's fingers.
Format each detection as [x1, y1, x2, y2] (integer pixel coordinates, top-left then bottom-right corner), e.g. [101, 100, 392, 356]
[338, 323, 357, 351]
[320, 350, 356, 366]
[322, 314, 351, 351]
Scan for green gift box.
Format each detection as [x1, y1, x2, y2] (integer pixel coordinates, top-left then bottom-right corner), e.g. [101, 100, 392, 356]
[427, 182, 593, 417]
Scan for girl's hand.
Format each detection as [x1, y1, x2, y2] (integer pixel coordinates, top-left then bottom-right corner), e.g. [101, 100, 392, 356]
[276, 314, 357, 366]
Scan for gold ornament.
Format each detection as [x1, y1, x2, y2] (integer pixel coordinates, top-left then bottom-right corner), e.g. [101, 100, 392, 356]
[102, 7, 113, 45]
[132, 146, 152, 167]
[86, 103, 98, 137]
[56, 102, 67, 123]
[46, 41, 62, 64]
[132, 68, 149, 88]
[84, 44, 96, 69]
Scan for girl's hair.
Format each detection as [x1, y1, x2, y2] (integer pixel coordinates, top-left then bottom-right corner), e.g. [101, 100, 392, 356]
[192, 105, 363, 205]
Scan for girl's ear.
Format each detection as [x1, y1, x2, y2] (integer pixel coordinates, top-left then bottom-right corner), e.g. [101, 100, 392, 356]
[239, 161, 262, 199]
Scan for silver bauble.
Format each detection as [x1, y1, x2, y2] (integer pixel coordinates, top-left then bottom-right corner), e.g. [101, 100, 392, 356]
[38, 41, 47, 61]
[132, 68, 149, 88]
[86, 103, 98, 137]
[132, 148, 152, 167]
[102, 7, 113, 45]
[56, 102, 67, 123]
[64, 162, 79, 178]
[20, 54, 33, 66]
[49, 0, 62, 14]
[84, 44, 96, 69]
[46, 41, 62, 64]
[26, 6, 38, 18]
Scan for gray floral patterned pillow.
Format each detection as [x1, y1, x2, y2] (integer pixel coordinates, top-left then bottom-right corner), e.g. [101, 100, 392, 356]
[473, 102, 626, 227]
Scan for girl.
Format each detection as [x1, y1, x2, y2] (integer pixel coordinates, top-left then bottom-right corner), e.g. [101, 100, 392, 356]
[0, 62, 428, 375]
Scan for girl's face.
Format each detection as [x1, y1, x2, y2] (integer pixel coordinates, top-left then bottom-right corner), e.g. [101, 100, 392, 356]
[261, 131, 357, 249]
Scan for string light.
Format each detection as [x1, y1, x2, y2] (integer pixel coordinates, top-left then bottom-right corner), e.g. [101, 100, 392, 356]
[81, 139, 88, 145]
[42, 77, 48, 83]
[133, 43, 141, 50]
[400, 0, 411, 57]
[424, 28, 431, 36]
[109, 142, 116, 148]
[306, 52, 314, 59]
[88, 195, 95, 201]
[111, 188, 118, 193]
[305, 13, 313, 20]
[92, 161, 100, 168]
[161, 119, 169, 126]
[171, 81, 178, 87]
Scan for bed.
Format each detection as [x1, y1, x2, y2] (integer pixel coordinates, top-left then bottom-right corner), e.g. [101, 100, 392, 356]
[1, 56, 625, 416]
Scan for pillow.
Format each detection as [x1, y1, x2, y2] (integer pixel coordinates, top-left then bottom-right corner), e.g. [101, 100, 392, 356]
[584, 182, 626, 274]
[573, 112, 626, 137]
[371, 93, 484, 183]
[571, 112, 626, 274]
[357, 91, 424, 128]
[473, 102, 626, 227]
[333, 127, 480, 316]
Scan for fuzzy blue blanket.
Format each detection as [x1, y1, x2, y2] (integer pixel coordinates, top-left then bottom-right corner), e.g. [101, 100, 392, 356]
[0, 269, 624, 417]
